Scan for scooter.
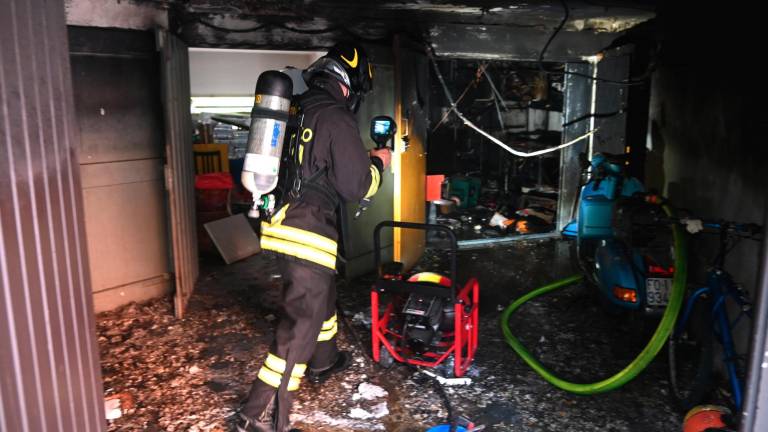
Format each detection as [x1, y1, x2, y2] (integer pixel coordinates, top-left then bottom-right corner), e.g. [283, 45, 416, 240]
[563, 153, 675, 314]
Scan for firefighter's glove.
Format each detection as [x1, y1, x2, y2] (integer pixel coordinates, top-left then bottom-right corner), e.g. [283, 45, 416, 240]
[681, 218, 704, 234]
[370, 148, 392, 170]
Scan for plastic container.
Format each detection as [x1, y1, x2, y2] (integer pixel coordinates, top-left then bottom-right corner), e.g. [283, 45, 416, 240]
[195, 173, 233, 213]
[426, 174, 446, 202]
[426, 426, 468, 432]
[578, 195, 615, 239]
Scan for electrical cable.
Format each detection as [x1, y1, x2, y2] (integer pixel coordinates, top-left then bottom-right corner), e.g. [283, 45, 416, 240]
[429, 372, 456, 432]
[431, 63, 488, 134]
[481, 67, 509, 112]
[536, 0, 651, 86]
[492, 93, 505, 130]
[500, 204, 688, 394]
[429, 52, 597, 158]
[483, 66, 508, 130]
[536, 0, 570, 76]
[562, 110, 623, 128]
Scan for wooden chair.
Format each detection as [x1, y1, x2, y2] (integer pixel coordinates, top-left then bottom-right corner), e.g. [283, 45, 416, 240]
[193, 143, 229, 175]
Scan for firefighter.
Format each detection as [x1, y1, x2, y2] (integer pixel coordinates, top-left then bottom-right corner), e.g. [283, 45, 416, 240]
[236, 42, 391, 432]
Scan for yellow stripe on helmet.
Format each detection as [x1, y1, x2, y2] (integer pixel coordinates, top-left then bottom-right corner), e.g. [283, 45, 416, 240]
[340, 48, 358, 68]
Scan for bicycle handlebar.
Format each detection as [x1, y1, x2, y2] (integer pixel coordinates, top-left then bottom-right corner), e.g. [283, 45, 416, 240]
[702, 221, 762, 236]
[626, 194, 763, 238]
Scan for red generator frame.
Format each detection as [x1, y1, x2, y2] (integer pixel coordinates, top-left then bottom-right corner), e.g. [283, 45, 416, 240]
[371, 221, 479, 377]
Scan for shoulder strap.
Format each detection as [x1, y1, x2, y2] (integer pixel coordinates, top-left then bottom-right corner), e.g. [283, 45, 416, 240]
[278, 93, 341, 210]
[299, 90, 347, 112]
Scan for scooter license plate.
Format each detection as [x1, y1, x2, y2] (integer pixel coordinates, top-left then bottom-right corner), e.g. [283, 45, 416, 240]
[646, 278, 672, 306]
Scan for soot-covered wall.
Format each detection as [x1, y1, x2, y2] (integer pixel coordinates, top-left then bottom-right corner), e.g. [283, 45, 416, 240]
[69, 27, 171, 312]
[646, 8, 764, 349]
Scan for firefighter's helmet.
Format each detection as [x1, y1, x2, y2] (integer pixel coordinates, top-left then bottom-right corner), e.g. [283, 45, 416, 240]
[303, 42, 374, 96]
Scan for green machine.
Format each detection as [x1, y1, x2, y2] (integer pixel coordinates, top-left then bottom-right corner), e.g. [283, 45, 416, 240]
[448, 176, 481, 209]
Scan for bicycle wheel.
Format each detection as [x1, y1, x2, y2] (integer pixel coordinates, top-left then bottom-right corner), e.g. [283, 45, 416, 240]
[668, 296, 715, 412]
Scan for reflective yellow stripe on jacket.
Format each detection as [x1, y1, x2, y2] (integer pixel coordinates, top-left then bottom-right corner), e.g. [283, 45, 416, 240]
[260, 204, 338, 270]
[364, 164, 381, 199]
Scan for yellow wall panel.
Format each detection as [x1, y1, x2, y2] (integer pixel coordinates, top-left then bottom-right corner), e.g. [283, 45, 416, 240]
[393, 37, 427, 269]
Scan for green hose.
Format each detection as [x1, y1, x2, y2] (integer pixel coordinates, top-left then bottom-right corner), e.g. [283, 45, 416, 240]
[500, 206, 688, 394]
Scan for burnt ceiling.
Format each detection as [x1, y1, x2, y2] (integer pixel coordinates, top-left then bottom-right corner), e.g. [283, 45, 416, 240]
[150, 1, 656, 60]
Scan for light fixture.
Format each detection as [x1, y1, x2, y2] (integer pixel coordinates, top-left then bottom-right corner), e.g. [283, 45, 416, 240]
[190, 96, 254, 114]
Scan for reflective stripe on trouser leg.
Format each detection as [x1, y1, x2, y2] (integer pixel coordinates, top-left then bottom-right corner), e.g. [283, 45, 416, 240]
[256, 353, 307, 391]
[317, 314, 338, 342]
[242, 257, 336, 432]
[309, 278, 339, 372]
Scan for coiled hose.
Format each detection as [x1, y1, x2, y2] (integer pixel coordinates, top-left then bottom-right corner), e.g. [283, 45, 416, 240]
[500, 206, 687, 394]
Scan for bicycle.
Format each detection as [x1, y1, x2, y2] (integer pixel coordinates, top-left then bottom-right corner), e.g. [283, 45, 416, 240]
[668, 219, 762, 413]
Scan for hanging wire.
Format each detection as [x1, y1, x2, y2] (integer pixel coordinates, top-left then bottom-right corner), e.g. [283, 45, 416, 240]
[482, 66, 509, 112]
[537, 0, 652, 86]
[482, 65, 510, 130]
[429, 51, 597, 158]
[430, 63, 488, 134]
[492, 92, 505, 130]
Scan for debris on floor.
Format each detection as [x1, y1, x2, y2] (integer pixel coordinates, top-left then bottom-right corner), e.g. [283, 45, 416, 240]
[353, 382, 388, 401]
[421, 370, 472, 387]
[98, 241, 684, 431]
[104, 393, 134, 421]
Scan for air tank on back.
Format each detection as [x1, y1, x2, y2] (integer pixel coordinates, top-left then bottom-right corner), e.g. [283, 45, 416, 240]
[241, 70, 293, 218]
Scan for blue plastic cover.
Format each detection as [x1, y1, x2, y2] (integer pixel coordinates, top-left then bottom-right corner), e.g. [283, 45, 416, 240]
[426, 426, 468, 432]
[562, 220, 578, 238]
[595, 240, 644, 310]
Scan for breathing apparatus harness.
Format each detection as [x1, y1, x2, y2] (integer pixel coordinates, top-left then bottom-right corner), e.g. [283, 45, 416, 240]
[274, 91, 346, 215]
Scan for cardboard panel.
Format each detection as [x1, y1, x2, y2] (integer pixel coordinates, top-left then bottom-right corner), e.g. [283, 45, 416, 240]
[82, 170, 169, 291]
[204, 214, 261, 264]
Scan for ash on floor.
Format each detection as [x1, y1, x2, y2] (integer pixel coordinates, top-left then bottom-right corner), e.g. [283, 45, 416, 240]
[98, 240, 683, 432]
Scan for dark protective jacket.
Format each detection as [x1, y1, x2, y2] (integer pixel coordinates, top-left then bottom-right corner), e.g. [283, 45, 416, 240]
[260, 77, 383, 272]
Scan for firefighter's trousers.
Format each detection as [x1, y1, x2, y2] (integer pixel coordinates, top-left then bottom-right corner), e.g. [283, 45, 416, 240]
[242, 257, 338, 431]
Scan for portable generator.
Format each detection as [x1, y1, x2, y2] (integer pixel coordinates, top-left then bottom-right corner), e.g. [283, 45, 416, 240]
[371, 221, 479, 377]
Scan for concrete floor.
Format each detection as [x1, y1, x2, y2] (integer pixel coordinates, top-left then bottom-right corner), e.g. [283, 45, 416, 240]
[98, 239, 684, 431]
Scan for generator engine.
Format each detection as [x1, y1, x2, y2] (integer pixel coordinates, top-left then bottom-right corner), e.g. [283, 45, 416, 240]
[402, 294, 443, 353]
[371, 222, 480, 378]
[401, 285, 456, 354]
